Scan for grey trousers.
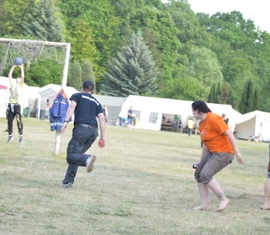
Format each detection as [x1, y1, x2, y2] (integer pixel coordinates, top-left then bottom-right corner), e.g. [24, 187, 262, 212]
[194, 151, 234, 184]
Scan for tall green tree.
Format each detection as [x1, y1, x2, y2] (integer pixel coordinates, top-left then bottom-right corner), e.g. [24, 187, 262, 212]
[21, 0, 64, 42]
[239, 80, 255, 114]
[101, 31, 158, 97]
[67, 61, 82, 89]
[185, 46, 224, 98]
[82, 60, 95, 86]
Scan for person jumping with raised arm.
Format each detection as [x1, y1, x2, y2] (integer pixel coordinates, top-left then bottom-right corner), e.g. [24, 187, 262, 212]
[7, 63, 24, 143]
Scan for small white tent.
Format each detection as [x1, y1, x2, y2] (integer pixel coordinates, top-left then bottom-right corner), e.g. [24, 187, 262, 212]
[120, 95, 242, 131]
[234, 110, 270, 142]
[92, 94, 126, 124]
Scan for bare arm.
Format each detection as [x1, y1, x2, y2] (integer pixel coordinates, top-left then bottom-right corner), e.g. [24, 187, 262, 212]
[97, 112, 106, 142]
[61, 100, 77, 134]
[19, 64, 25, 83]
[8, 65, 17, 84]
[223, 129, 244, 164]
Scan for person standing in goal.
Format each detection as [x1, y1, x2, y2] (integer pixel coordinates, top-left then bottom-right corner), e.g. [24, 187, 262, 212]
[61, 81, 106, 188]
[7, 63, 24, 143]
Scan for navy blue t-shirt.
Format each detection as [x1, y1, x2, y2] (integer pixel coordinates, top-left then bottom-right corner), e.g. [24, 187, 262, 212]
[70, 92, 103, 127]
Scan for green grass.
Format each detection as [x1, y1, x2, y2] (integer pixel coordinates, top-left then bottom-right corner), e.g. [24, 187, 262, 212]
[0, 117, 270, 235]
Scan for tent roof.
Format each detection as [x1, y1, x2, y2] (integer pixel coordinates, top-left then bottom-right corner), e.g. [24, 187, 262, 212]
[39, 84, 78, 99]
[93, 94, 126, 107]
[236, 110, 270, 124]
[123, 95, 242, 119]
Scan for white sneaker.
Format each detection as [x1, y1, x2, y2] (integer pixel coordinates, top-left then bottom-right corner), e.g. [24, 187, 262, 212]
[86, 155, 96, 172]
[7, 135, 14, 143]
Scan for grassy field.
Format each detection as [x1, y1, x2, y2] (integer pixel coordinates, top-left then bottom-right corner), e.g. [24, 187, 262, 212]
[0, 117, 270, 235]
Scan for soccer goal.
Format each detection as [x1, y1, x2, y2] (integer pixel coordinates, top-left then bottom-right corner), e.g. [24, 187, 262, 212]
[0, 38, 71, 155]
[0, 38, 70, 87]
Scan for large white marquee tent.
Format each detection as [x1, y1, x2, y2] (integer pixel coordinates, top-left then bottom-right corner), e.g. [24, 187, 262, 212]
[120, 95, 242, 132]
[234, 110, 270, 142]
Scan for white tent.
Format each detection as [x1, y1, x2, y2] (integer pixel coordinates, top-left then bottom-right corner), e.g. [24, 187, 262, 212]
[234, 110, 270, 142]
[120, 95, 242, 131]
[92, 94, 126, 125]
[37, 84, 78, 120]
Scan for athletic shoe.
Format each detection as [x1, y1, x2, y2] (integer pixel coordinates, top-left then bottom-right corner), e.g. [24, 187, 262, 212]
[86, 155, 96, 172]
[19, 135, 23, 143]
[7, 135, 13, 143]
[62, 182, 73, 188]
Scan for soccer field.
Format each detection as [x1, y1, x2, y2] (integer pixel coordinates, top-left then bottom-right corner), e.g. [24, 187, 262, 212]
[0, 117, 269, 235]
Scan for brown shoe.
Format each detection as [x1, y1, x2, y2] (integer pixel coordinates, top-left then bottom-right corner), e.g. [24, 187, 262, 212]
[86, 155, 96, 172]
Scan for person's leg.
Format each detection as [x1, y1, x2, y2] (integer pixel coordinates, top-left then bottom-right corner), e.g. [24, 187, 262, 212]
[14, 105, 23, 142]
[7, 105, 15, 142]
[207, 178, 230, 211]
[262, 152, 270, 210]
[200, 152, 234, 211]
[62, 126, 98, 185]
[262, 178, 270, 210]
[193, 182, 211, 210]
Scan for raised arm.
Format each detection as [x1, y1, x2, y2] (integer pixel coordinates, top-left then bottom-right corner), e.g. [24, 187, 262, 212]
[19, 64, 25, 83]
[8, 65, 17, 84]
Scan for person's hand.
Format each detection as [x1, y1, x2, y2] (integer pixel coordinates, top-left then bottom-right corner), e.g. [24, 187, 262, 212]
[61, 122, 68, 134]
[235, 152, 244, 164]
[98, 138, 105, 148]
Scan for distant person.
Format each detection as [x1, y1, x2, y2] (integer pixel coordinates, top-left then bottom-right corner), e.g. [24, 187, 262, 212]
[61, 81, 106, 188]
[248, 133, 261, 142]
[174, 114, 179, 122]
[166, 118, 172, 124]
[162, 116, 166, 124]
[186, 118, 195, 136]
[127, 106, 134, 129]
[6, 63, 24, 143]
[222, 113, 229, 125]
[103, 104, 108, 122]
[191, 100, 244, 211]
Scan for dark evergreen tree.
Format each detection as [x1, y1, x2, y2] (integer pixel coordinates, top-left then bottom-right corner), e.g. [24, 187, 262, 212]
[67, 61, 82, 89]
[21, 0, 64, 42]
[208, 85, 216, 103]
[101, 31, 158, 97]
[239, 80, 255, 113]
[82, 60, 95, 87]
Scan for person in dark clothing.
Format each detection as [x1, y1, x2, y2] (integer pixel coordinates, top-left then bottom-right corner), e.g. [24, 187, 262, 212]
[61, 81, 106, 188]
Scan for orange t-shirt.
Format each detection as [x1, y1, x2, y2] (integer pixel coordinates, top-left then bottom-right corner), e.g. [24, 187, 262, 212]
[199, 112, 234, 153]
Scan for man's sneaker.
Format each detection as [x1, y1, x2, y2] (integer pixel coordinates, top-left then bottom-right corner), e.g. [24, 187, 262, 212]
[62, 182, 73, 188]
[19, 135, 23, 143]
[86, 155, 96, 172]
[7, 135, 13, 143]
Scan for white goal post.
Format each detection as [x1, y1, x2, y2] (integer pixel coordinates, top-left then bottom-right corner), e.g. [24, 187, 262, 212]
[0, 38, 71, 155]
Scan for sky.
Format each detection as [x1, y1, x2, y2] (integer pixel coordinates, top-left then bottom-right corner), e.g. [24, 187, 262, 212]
[163, 0, 270, 33]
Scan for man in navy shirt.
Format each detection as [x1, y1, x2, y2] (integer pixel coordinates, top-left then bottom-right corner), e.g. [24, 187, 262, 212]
[61, 81, 106, 188]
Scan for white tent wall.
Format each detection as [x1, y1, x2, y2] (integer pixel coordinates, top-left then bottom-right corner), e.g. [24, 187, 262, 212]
[93, 94, 126, 125]
[234, 111, 270, 142]
[120, 95, 242, 131]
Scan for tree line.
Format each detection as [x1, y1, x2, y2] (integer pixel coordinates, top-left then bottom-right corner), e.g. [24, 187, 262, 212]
[1, 0, 270, 113]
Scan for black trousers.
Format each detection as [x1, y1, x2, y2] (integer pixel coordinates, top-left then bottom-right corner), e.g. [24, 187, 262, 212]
[7, 104, 23, 136]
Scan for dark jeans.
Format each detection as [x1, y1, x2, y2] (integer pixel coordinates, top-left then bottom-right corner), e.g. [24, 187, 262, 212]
[62, 125, 98, 184]
[7, 104, 23, 135]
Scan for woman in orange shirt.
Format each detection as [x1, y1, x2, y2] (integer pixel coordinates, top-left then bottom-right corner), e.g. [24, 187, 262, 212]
[192, 100, 244, 211]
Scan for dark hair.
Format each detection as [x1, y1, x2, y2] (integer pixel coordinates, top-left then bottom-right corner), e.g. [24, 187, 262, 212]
[192, 100, 212, 113]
